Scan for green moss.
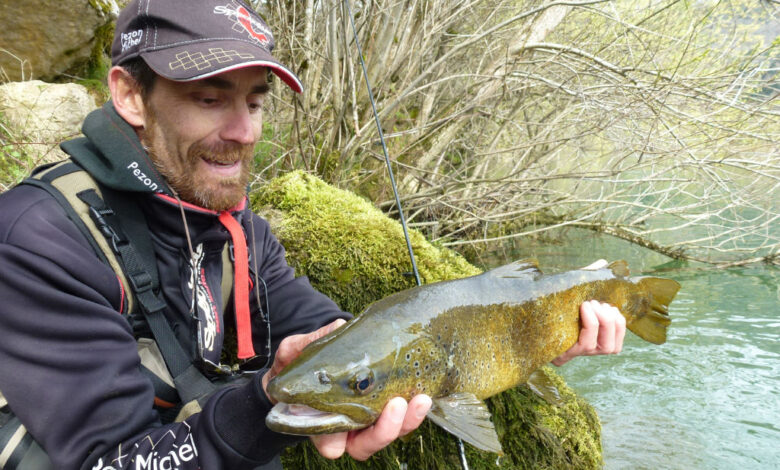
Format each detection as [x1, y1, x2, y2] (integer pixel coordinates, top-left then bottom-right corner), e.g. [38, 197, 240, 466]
[88, 0, 120, 16]
[251, 171, 603, 469]
[252, 171, 480, 315]
[59, 7, 114, 103]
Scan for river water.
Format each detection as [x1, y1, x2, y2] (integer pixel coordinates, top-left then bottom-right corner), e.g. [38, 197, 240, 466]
[474, 229, 779, 470]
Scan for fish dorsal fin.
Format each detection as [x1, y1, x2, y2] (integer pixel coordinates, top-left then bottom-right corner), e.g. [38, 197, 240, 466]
[581, 259, 607, 270]
[428, 393, 503, 455]
[488, 258, 542, 280]
[526, 369, 563, 406]
[608, 260, 630, 277]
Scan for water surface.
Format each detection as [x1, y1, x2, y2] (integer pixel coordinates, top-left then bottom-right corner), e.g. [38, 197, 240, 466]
[476, 229, 779, 469]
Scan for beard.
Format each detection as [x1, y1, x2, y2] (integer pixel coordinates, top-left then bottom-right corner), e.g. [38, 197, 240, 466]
[176, 140, 253, 211]
[142, 112, 254, 212]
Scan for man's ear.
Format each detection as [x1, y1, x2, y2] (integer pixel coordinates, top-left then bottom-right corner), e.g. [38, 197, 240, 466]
[108, 66, 147, 128]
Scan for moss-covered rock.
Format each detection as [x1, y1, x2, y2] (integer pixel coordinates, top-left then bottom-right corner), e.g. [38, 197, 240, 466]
[251, 171, 603, 469]
[252, 171, 481, 315]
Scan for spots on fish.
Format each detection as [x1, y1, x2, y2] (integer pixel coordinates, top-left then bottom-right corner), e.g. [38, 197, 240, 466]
[405, 352, 411, 361]
[413, 361, 419, 368]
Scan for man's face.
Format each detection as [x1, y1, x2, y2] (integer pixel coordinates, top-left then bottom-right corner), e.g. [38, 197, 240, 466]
[140, 67, 269, 211]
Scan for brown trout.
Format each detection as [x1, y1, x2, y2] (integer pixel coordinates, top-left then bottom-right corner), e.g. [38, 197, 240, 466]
[266, 260, 680, 453]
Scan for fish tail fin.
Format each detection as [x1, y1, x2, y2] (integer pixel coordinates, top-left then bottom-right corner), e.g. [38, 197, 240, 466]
[627, 277, 681, 345]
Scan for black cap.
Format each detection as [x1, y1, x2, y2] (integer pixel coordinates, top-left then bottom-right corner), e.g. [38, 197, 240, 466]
[111, 0, 302, 93]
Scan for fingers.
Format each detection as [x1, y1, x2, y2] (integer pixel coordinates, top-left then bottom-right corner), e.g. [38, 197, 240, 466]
[593, 301, 616, 354]
[311, 394, 432, 461]
[400, 394, 432, 437]
[613, 307, 626, 354]
[551, 300, 626, 366]
[346, 397, 408, 460]
[320, 318, 348, 336]
[275, 318, 347, 368]
[310, 432, 348, 460]
[579, 300, 601, 353]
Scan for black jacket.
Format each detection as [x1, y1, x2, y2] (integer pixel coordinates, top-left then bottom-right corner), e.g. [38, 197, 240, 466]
[0, 102, 350, 469]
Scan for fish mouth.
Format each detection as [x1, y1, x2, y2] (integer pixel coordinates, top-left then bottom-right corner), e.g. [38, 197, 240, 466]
[266, 402, 370, 435]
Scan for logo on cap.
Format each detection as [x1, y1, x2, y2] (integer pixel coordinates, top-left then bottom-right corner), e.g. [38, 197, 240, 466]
[121, 29, 143, 52]
[213, 2, 273, 49]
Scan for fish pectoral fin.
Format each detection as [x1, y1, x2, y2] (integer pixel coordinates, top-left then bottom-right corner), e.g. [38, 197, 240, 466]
[526, 369, 564, 406]
[490, 258, 542, 280]
[428, 393, 503, 455]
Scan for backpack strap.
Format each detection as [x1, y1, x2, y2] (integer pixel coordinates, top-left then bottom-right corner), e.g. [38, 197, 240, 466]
[0, 161, 242, 468]
[75, 188, 219, 405]
[23, 161, 135, 314]
[21, 161, 219, 405]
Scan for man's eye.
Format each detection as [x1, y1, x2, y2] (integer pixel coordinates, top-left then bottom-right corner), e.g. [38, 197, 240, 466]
[248, 97, 265, 112]
[194, 95, 220, 106]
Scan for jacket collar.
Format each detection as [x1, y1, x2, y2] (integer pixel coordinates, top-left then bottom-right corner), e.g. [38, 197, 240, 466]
[61, 101, 172, 195]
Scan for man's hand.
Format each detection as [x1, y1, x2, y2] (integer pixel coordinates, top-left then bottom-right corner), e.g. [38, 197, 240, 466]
[310, 394, 432, 460]
[552, 299, 627, 366]
[261, 318, 347, 399]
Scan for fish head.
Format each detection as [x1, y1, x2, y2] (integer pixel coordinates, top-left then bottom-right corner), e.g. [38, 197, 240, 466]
[266, 318, 447, 435]
[266, 349, 384, 430]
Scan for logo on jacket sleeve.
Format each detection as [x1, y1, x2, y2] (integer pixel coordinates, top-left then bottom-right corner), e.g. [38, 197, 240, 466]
[213, 2, 273, 48]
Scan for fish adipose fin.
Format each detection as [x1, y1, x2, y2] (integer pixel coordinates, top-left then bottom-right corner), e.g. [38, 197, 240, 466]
[629, 277, 681, 344]
[490, 258, 542, 280]
[607, 260, 630, 277]
[428, 393, 504, 455]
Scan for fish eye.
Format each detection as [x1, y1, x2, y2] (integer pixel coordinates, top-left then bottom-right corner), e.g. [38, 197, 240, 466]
[349, 370, 375, 395]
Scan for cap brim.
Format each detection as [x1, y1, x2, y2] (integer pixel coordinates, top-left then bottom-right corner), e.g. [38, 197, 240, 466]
[140, 41, 302, 93]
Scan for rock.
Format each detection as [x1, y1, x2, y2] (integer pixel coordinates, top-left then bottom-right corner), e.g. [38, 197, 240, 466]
[0, 0, 120, 81]
[0, 80, 97, 163]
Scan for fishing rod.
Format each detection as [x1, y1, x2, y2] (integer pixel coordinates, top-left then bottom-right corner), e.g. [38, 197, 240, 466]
[342, 1, 470, 469]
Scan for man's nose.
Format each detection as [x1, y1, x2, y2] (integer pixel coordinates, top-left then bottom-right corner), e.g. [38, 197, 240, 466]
[220, 106, 258, 145]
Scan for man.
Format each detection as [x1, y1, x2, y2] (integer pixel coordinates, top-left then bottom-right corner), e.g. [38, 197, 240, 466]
[0, 1, 624, 469]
